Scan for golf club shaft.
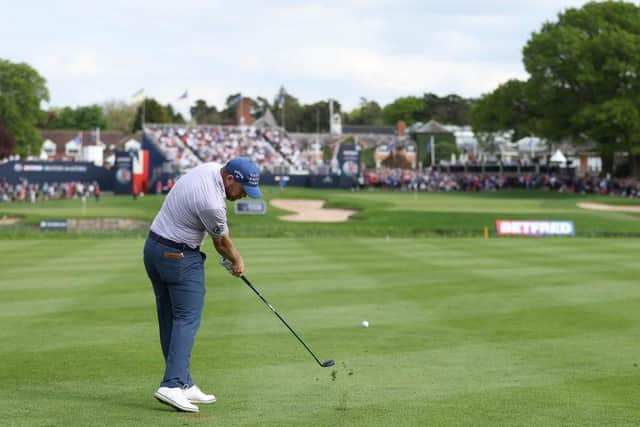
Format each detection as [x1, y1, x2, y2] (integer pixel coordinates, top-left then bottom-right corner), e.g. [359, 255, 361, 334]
[240, 275, 324, 367]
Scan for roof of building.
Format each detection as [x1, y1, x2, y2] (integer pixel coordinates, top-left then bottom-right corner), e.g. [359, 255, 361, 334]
[41, 130, 141, 153]
[342, 125, 395, 135]
[253, 109, 279, 129]
[412, 120, 452, 134]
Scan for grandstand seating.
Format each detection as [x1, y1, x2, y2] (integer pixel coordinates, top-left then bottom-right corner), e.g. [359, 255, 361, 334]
[144, 124, 313, 173]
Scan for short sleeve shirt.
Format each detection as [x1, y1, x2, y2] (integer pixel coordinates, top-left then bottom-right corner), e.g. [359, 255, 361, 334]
[150, 162, 228, 248]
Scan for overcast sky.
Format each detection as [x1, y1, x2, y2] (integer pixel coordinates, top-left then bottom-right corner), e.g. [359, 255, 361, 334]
[1, 0, 596, 114]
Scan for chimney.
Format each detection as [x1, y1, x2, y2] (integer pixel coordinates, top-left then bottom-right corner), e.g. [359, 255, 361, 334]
[236, 98, 254, 125]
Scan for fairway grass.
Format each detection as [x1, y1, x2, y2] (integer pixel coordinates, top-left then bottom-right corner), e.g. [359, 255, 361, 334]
[2, 189, 640, 238]
[1, 237, 639, 426]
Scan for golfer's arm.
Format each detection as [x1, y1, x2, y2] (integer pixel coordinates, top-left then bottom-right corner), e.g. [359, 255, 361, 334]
[212, 234, 242, 264]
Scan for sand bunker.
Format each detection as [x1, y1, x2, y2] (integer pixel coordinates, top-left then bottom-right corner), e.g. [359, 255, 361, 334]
[270, 199, 356, 222]
[0, 216, 21, 225]
[577, 202, 640, 213]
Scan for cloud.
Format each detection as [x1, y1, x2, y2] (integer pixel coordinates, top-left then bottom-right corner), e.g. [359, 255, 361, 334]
[3, 0, 594, 111]
[270, 45, 526, 97]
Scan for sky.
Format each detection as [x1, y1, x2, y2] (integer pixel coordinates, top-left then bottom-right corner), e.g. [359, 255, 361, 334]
[1, 0, 596, 115]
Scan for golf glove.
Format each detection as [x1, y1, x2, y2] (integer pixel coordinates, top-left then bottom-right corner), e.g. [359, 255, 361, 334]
[220, 257, 234, 275]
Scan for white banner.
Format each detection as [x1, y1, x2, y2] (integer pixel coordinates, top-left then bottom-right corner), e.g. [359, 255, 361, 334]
[495, 220, 575, 236]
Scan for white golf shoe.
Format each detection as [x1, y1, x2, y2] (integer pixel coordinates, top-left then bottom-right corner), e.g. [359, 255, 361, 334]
[154, 387, 199, 412]
[183, 385, 217, 404]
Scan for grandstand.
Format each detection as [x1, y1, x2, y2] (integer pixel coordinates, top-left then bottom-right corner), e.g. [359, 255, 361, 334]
[143, 123, 324, 175]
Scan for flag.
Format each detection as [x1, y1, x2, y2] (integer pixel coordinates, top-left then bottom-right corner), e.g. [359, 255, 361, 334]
[178, 90, 188, 100]
[73, 132, 82, 145]
[132, 88, 145, 101]
[229, 94, 243, 107]
[277, 86, 286, 107]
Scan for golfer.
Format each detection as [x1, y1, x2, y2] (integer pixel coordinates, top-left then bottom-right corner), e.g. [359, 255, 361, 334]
[143, 157, 262, 412]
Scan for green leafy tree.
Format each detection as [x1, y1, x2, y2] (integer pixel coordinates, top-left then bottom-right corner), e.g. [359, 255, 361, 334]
[190, 99, 221, 124]
[382, 96, 424, 126]
[424, 93, 473, 125]
[273, 90, 304, 131]
[75, 105, 107, 129]
[46, 105, 107, 130]
[102, 100, 137, 132]
[0, 120, 16, 158]
[0, 58, 49, 156]
[218, 92, 242, 124]
[426, 138, 459, 166]
[132, 98, 172, 131]
[522, 1, 640, 175]
[47, 107, 76, 129]
[253, 96, 272, 119]
[345, 98, 384, 126]
[165, 104, 185, 124]
[470, 79, 537, 157]
[298, 101, 331, 133]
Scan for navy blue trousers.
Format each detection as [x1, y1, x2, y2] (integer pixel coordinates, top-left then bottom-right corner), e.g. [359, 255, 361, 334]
[143, 237, 207, 388]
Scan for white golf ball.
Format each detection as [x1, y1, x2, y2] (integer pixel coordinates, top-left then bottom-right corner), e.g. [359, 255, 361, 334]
[361, 320, 369, 328]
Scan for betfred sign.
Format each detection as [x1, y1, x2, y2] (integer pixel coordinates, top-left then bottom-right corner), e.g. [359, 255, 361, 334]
[496, 220, 575, 236]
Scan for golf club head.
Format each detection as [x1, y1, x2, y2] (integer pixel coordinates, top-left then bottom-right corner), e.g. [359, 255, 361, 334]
[321, 359, 335, 368]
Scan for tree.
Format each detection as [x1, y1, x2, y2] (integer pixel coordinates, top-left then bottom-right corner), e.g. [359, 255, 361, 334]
[165, 104, 185, 124]
[273, 90, 304, 131]
[298, 101, 331, 133]
[382, 96, 424, 126]
[253, 96, 272, 119]
[132, 98, 172, 131]
[45, 105, 107, 130]
[345, 98, 384, 126]
[190, 99, 220, 125]
[0, 120, 16, 158]
[0, 58, 49, 157]
[522, 1, 640, 175]
[423, 93, 473, 125]
[102, 100, 137, 132]
[218, 92, 242, 124]
[426, 138, 460, 166]
[470, 79, 538, 156]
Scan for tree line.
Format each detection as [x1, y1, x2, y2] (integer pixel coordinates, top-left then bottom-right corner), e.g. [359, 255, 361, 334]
[471, 1, 640, 176]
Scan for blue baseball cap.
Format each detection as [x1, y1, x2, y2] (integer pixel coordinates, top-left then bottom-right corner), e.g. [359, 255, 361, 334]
[225, 157, 262, 198]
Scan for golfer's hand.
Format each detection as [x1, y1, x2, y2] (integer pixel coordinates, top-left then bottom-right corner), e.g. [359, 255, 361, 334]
[220, 257, 234, 275]
[231, 258, 245, 277]
[220, 257, 244, 277]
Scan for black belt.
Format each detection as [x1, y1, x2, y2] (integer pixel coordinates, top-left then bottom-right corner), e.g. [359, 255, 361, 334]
[148, 230, 200, 252]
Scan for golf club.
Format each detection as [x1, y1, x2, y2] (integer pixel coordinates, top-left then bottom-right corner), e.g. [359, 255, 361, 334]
[240, 275, 335, 368]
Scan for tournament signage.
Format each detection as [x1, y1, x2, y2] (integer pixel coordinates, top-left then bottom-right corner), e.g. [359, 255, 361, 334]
[0, 161, 111, 188]
[234, 201, 267, 215]
[113, 151, 133, 194]
[40, 219, 67, 231]
[337, 142, 361, 177]
[14, 163, 88, 173]
[496, 220, 575, 237]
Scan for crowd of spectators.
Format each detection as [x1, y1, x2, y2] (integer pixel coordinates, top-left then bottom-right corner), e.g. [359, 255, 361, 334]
[361, 170, 640, 197]
[145, 125, 311, 173]
[0, 178, 101, 203]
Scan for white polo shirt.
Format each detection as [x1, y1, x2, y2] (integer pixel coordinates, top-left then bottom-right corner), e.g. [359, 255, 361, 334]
[150, 162, 228, 248]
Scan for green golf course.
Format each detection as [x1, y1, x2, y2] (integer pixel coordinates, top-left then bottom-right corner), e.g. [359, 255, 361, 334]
[1, 189, 639, 426]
